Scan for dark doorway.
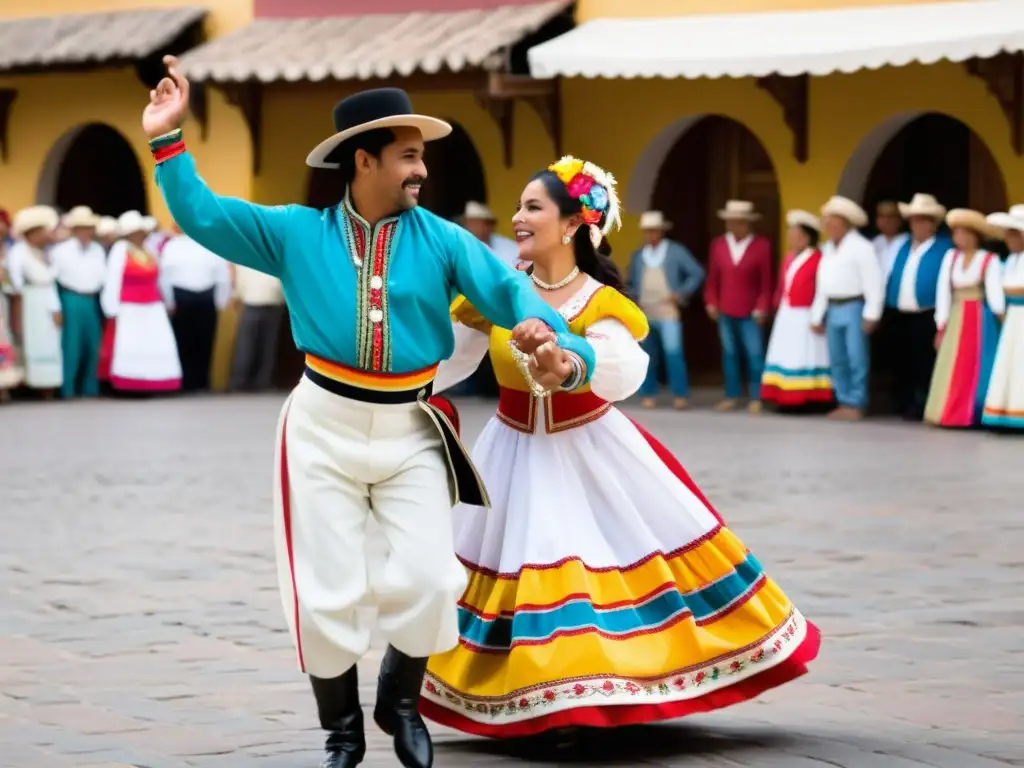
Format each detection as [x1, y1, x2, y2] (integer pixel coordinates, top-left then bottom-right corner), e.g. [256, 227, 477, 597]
[863, 113, 1007, 235]
[651, 116, 781, 385]
[418, 121, 487, 220]
[53, 124, 148, 215]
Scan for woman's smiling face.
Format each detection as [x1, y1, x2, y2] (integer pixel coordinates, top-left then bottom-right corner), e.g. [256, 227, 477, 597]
[511, 179, 566, 262]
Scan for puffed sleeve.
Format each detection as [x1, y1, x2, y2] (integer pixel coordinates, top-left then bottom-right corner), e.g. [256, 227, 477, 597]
[934, 249, 954, 330]
[984, 253, 1005, 317]
[581, 288, 650, 402]
[433, 296, 492, 394]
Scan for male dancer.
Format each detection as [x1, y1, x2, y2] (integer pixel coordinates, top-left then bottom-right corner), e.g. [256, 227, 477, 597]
[143, 57, 593, 768]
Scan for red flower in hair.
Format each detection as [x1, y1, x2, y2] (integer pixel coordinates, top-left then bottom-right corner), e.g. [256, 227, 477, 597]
[581, 209, 602, 225]
[567, 173, 594, 198]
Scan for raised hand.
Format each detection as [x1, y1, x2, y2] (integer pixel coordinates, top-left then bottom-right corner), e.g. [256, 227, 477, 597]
[528, 341, 573, 391]
[143, 55, 190, 139]
[511, 318, 555, 355]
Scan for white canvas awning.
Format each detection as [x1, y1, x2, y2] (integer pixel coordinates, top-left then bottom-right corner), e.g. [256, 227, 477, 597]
[528, 0, 1024, 79]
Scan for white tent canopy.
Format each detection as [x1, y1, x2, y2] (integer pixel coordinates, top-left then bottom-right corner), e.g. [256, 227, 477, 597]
[528, 0, 1024, 80]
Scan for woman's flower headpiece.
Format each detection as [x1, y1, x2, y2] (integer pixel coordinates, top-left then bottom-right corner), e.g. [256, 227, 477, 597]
[548, 155, 622, 248]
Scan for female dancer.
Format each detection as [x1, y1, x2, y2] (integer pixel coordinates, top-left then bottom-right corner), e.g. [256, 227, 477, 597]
[982, 206, 1024, 430]
[924, 209, 1004, 428]
[6, 206, 62, 398]
[98, 210, 182, 393]
[760, 210, 833, 409]
[421, 156, 820, 738]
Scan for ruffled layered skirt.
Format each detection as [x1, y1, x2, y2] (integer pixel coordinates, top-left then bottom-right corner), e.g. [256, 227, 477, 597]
[421, 406, 820, 737]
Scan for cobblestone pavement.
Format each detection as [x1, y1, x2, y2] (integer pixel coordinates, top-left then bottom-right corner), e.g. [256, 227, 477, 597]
[1, 394, 1023, 767]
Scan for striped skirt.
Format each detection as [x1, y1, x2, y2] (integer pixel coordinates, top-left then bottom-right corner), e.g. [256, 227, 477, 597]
[925, 288, 1001, 428]
[421, 406, 820, 737]
[760, 305, 833, 407]
[982, 296, 1024, 429]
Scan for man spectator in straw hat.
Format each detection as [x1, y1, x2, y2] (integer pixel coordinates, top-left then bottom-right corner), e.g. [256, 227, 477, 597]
[95, 216, 119, 252]
[627, 210, 705, 409]
[704, 200, 773, 413]
[458, 201, 519, 269]
[811, 195, 885, 420]
[885, 193, 952, 420]
[50, 205, 106, 398]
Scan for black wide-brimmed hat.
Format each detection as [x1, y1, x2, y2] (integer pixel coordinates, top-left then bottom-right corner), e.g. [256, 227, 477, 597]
[306, 87, 452, 169]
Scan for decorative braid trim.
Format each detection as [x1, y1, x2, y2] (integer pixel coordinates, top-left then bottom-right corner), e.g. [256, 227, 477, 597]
[149, 129, 185, 163]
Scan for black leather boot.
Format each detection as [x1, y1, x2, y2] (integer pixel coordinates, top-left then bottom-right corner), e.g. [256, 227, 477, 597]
[310, 668, 366, 768]
[373, 645, 433, 768]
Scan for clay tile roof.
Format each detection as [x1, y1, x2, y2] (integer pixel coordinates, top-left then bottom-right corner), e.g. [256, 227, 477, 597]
[0, 7, 206, 73]
[177, 1, 571, 83]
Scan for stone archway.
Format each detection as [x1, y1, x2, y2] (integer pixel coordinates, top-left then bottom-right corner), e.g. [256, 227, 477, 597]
[838, 112, 1009, 413]
[633, 115, 782, 384]
[36, 123, 148, 215]
[838, 111, 1008, 223]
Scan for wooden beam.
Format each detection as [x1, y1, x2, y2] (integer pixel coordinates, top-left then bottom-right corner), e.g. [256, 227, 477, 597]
[965, 52, 1024, 156]
[475, 73, 562, 166]
[0, 89, 17, 163]
[220, 83, 263, 176]
[756, 73, 809, 163]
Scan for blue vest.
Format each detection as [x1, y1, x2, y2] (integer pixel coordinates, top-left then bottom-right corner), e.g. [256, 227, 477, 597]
[886, 235, 952, 310]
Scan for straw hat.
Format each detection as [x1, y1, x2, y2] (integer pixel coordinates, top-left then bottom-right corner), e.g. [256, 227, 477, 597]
[639, 210, 673, 230]
[986, 204, 1024, 234]
[461, 201, 495, 221]
[898, 193, 946, 221]
[12, 205, 59, 237]
[117, 210, 148, 237]
[306, 88, 452, 169]
[786, 209, 820, 231]
[821, 195, 868, 229]
[95, 216, 118, 238]
[717, 200, 760, 221]
[63, 205, 101, 229]
[946, 208, 998, 239]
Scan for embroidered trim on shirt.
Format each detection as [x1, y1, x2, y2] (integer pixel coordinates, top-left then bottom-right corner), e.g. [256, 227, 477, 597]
[340, 191, 401, 372]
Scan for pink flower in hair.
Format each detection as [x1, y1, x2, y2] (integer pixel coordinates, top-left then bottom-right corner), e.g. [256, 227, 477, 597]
[567, 173, 594, 198]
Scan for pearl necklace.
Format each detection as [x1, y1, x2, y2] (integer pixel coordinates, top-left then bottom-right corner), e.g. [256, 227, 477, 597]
[531, 266, 580, 291]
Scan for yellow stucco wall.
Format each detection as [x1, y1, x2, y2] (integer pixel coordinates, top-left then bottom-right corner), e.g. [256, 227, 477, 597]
[560, 60, 1024, 255]
[577, 0, 970, 21]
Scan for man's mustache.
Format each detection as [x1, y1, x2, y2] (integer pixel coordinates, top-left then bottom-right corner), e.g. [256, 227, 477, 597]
[402, 177, 425, 188]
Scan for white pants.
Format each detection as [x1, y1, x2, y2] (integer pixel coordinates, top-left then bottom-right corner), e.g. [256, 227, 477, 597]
[273, 375, 468, 679]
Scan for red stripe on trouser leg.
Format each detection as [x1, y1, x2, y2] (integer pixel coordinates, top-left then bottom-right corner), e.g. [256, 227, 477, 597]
[279, 411, 306, 672]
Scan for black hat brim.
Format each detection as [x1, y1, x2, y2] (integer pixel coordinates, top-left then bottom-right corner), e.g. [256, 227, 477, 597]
[306, 114, 452, 169]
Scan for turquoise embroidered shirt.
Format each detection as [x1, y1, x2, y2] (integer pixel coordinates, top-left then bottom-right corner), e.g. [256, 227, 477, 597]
[155, 152, 595, 379]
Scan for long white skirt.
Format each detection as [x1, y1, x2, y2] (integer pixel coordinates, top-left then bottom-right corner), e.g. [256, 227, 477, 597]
[110, 302, 182, 391]
[21, 284, 62, 389]
[982, 304, 1024, 429]
[761, 305, 833, 406]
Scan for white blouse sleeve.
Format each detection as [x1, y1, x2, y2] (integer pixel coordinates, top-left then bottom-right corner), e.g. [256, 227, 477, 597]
[985, 254, 1006, 316]
[934, 249, 954, 330]
[5, 243, 25, 293]
[101, 241, 127, 319]
[433, 322, 490, 395]
[586, 318, 650, 402]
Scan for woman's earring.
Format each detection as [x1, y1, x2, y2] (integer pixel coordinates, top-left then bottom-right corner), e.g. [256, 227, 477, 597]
[561, 234, 572, 245]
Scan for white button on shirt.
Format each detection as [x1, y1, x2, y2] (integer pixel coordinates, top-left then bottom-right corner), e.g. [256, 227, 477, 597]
[49, 237, 107, 295]
[811, 230, 885, 325]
